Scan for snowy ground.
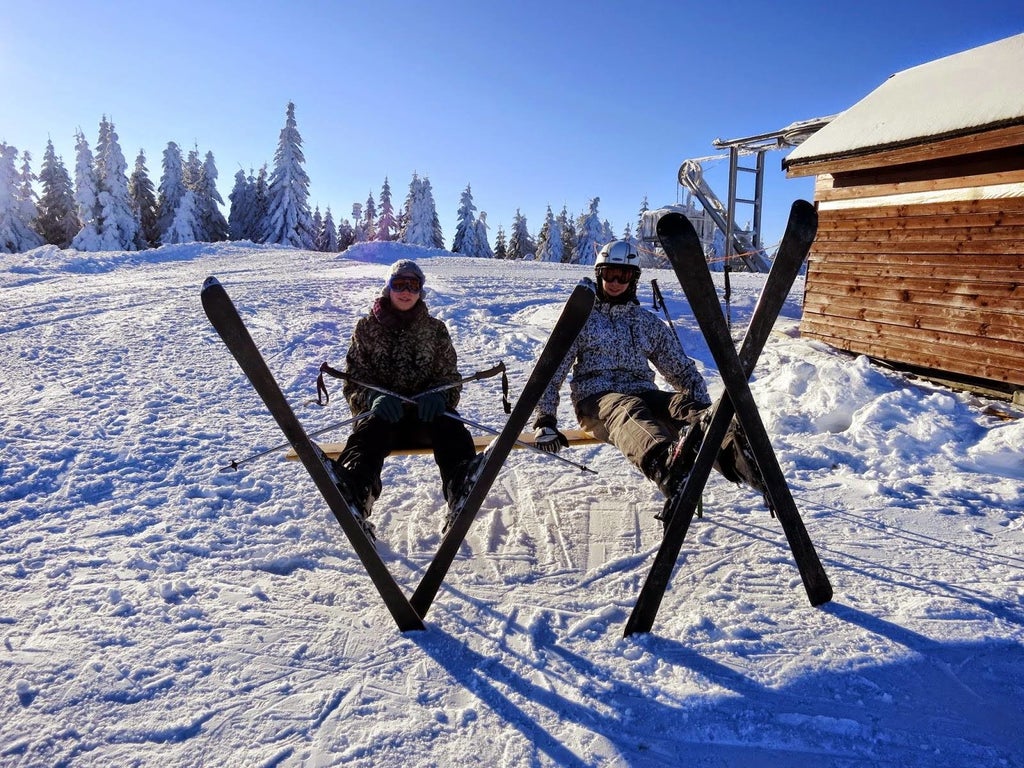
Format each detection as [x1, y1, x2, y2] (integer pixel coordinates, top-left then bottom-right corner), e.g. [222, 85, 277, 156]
[1, 239, 1022, 767]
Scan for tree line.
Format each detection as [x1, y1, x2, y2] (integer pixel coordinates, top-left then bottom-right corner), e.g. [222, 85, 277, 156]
[1, 102, 650, 264]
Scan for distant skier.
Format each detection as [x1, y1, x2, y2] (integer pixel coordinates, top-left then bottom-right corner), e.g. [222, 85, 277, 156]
[330, 259, 481, 535]
[531, 240, 763, 506]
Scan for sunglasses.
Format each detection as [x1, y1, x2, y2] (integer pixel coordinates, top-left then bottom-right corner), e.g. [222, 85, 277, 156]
[389, 276, 422, 293]
[599, 266, 638, 285]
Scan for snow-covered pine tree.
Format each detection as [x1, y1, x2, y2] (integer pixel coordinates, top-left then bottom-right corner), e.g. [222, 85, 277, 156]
[163, 188, 201, 244]
[321, 206, 339, 252]
[574, 197, 604, 265]
[70, 130, 102, 250]
[451, 183, 480, 256]
[129, 150, 159, 248]
[535, 205, 564, 263]
[197, 151, 228, 242]
[375, 177, 397, 242]
[36, 139, 80, 248]
[558, 206, 576, 264]
[493, 225, 508, 260]
[156, 142, 186, 245]
[16, 151, 40, 236]
[228, 169, 255, 241]
[260, 102, 315, 248]
[92, 117, 139, 251]
[311, 206, 325, 250]
[361, 192, 377, 242]
[507, 209, 533, 260]
[337, 215, 355, 251]
[423, 176, 444, 249]
[475, 211, 493, 258]
[0, 143, 44, 253]
[401, 173, 437, 248]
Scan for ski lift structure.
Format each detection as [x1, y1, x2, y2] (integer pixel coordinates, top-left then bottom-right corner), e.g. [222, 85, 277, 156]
[641, 115, 835, 272]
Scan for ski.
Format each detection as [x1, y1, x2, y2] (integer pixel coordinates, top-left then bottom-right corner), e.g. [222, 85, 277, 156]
[201, 277, 425, 633]
[410, 283, 595, 617]
[625, 200, 832, 637]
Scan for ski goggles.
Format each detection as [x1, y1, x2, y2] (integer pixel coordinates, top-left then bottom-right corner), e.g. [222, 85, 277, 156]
[598, 265, 639, 284]
[388, 276, 422, 293]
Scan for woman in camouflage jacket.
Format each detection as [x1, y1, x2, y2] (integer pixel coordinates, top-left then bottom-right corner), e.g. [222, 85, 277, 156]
[332, 259, 478, 527]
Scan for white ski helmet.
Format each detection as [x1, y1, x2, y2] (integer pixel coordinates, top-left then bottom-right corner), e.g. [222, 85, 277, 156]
[595, 240, 641, 270]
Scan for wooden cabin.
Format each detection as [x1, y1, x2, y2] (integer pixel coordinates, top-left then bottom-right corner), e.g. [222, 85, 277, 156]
[783, 33, 1024, 401]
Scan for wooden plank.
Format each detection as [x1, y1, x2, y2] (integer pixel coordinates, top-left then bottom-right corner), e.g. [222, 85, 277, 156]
[807, 250, 1024, 273]
[810, 237, 1024, 255]
[806, 258, 1024, 286]
[816, 209, 1024, 232]
[800, 315, 1024, 387]
[817, 196, 1024, 221]
[284, 428, 602, 461]
[802, 294, 1024, 342]
[805, 267, 1024, 303]
[815, 224, 1024, 243]
[813, 167, 1024, 203]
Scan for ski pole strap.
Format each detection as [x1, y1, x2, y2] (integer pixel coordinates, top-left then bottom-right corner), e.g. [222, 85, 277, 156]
[316, 361, 509, 411]
[651, 278, 666, 313]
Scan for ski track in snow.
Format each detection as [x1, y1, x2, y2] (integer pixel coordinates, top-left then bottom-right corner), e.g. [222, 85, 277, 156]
[1, 241, 1022, 767]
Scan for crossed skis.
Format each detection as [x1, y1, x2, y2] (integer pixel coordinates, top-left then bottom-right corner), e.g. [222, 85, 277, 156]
[203, 201, 831, 634]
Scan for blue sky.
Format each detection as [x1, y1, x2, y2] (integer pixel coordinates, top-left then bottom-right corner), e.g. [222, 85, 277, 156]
[4, 0, 1022, 251]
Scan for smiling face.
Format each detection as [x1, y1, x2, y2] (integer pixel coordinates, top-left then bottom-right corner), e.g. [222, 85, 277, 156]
[388, 273, 422, 310]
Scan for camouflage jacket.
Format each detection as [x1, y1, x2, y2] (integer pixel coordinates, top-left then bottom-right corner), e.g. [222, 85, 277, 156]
[342, 297, 462, 415]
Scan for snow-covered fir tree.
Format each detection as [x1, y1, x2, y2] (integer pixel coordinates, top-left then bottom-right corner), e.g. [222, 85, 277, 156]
[375, 177, 397, 242]
[128, 150, 159, 248]
[156, 142, 186, 245]
[507, 209, 533, 260]
[311, 206, 324, 250]
[401, 173, 442, 248]
[475, 211, 493, 258]
[70, 130, 101, 250]
[36, 139, 79, 248]
[197, 151, 228, 242]
[451, 184, 481, 256]
[91, 117, 139, 251]
[162, 189, 201, 244]
[574, 197, 605, 265]
[321, 206, 339, 252]
[424, 177, 444, 248]
[535, 205, 564, 263]
[361, 192, 377, 242]
[228, 169, 255, 241]
[260, 102, 315, 248]
[337, 215, 355, 251]
[493, 225, 508, 260]
[0, 143, 44, 253]
[16, 151, 40, 233]
[558, 206, 576, 264]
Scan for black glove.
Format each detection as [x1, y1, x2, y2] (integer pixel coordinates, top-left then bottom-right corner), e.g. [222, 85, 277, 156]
[534, 426, 569, 454]
[370, 394, 403, 423]
[416, 392, 446, 422]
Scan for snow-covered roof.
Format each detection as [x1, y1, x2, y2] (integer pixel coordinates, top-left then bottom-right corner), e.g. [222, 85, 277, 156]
[784, 33, 1024, 167]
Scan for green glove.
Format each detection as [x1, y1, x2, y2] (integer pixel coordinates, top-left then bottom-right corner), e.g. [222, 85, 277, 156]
[370, 394, 403, 423]
[417, 392, 446, 422]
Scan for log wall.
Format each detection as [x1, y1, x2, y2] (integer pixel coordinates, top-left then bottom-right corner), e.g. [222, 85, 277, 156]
[800, 196, 1024, 392]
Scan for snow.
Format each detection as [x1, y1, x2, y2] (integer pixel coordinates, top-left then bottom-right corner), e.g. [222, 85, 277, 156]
[786, 33, 1024, 164]
[2, 238, 1023, 767]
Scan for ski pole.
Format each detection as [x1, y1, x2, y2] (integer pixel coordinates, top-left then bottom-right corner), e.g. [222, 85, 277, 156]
[337, 374, 596, 474]
[317, 361, 510, 412]
[651, 278, 687, 354]
[219, 369, 501, 472]
[218, 413, 366, 472]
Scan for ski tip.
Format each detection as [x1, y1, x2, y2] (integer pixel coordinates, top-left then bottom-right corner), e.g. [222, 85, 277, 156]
[655, 211, 699, 242]
[201, 276, 222, 294]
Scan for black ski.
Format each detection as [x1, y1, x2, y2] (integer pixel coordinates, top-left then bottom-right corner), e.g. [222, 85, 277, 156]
[625, 201, 832, 636]
[201, 277, 425, 633]
[410, 283, 595, 617]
